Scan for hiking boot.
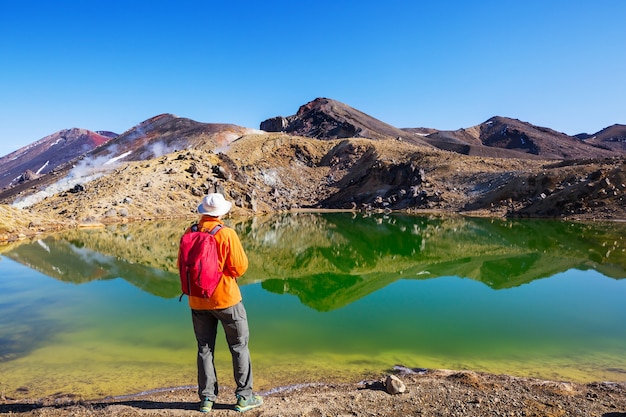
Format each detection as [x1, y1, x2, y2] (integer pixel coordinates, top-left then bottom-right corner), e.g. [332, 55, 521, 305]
[234, 394, 263, 412]
[199, 397, 213, 413]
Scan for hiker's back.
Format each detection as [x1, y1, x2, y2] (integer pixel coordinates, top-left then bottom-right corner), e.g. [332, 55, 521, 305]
[178, 223, 224, 299]
[186, 217, 248, 311]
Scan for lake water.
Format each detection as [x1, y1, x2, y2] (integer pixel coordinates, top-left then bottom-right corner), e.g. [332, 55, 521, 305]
[1, 213, 625, 400]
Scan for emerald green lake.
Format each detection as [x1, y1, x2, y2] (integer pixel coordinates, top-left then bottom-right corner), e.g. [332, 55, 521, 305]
[1, 213, 625, 400]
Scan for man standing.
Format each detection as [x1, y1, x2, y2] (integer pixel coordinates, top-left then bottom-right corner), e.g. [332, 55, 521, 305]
[183, 193, 263, 413]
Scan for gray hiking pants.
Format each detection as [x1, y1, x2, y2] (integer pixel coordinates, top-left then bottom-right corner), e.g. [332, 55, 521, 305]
[191, 302, 253, 401]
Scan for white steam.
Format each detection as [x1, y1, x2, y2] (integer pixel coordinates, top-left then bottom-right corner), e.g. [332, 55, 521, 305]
[147, 141, 178, 158]
[12, 148, 127, 209]
[11, 139, 180, 209]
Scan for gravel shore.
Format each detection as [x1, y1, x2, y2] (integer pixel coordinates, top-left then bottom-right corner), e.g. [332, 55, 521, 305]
[2, 369, 626, 416]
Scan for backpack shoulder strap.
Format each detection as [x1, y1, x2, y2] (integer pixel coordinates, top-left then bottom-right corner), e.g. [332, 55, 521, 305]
[208, 224, 224, 235]
[188, 223, 225, 235]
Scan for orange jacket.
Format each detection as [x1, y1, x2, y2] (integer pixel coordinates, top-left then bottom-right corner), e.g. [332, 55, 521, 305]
[185, 216, 249, 310]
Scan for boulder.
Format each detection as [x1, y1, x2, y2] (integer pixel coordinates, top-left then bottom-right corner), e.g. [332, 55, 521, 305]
[260, 116, 289, 132]
[385, 375, 406, 395]
[18, 170, 39, 183]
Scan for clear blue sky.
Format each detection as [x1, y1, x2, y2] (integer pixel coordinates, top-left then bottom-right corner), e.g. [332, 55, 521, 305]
[1, 1, 625, 157]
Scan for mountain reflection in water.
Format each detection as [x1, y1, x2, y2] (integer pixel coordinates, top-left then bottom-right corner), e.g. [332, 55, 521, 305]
[2, 213, 624, 311]
[2, 213, 626, 398]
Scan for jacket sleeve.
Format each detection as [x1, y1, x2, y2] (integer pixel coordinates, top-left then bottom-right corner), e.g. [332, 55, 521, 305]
[221, 228, 248, 278]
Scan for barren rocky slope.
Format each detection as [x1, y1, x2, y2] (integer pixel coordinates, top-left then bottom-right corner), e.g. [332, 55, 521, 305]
[0, 128, 115, 190]
[1, 132, 625, 242]
[577, 124, 626, 153]
[260, 97, 431, 146]
[262, 98, 622, 160]
[421, 116, 618, 160]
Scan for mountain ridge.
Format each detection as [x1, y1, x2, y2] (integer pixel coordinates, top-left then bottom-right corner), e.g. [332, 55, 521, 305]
[0, 97, 625, 242]
[418, 116, 617, 160]
[87, 113, 257, 162]
[2, 97, 624, 170]
[0, 128, 115, 190]
[575, 124, 626, 153]
[259, 98, 623, 160]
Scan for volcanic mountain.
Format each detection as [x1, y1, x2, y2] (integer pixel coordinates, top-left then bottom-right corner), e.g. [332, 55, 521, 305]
[0, 114, 256, 206]
[1, 97, 626, 231]
[576, 124, 626, 153]
[88, 113, 256, 163]
[0, 128, 115, 190]
[260, 97, 432, 147]
[261, 99, 621, 160]
[415, 116, 619, 160]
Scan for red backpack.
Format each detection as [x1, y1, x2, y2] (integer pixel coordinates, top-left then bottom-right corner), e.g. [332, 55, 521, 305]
[178, 224, 224, 300]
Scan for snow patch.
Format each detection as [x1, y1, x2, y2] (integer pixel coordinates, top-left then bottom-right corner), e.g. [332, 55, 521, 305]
[35, 161, 50, 175]
[104, 151, 132, 165]
[36, 239, 51, 253]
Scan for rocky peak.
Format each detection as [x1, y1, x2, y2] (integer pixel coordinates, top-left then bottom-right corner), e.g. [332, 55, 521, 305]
[260, 97, 431, 146]
[577, 124, 626, 152]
